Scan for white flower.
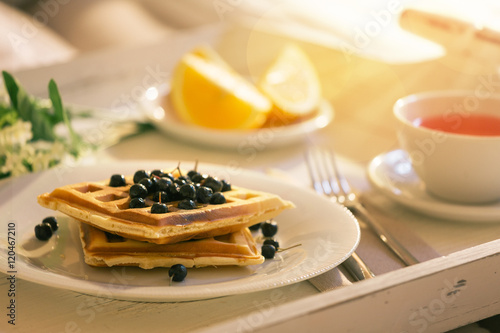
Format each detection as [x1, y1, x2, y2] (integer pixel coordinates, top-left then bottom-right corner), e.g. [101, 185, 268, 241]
[30, 141, 67, 172]
[0, 122, 71, 177]
[0, 120, 32, 154]
[1, 149, 30, 177]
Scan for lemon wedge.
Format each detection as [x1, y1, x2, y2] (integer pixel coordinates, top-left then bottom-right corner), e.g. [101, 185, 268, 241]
[170, 49, 272, 130]
[191, 45, 231, 68]
[258, 44, 321, 123]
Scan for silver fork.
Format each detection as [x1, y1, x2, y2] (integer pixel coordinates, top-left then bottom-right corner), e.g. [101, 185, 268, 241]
[305, 147, 419, 267]
[305, 149, 375, 281]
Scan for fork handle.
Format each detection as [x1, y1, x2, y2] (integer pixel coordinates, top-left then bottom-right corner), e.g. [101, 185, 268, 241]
[352, 204, 420, 266]
[343, 252, 375, 281]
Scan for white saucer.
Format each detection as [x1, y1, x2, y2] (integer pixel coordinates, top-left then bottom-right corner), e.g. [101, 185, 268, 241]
[139, 85, 334, 149]
[367, 149, 500, 223]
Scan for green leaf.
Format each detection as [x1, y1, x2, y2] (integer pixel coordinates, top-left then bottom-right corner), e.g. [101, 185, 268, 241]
[48, 79, 64, 123]
[15, 87, 33, 121]
[22, 159, 33, 172]
[35, 112, 57, 141]
[48, 79, 85, 156]
[0, 105, 17, 128]
[2, 71, 19, 110]
[15, 90, 54, 141]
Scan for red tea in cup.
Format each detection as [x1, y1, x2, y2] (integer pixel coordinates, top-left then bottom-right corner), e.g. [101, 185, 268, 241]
[413, 114, 500, 136]
[394, 90, 500, 203]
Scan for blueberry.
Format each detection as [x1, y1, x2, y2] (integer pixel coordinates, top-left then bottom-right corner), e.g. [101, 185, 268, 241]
[156, 177, 173, 192]
[129, 184, 148, 199]
[162, 172, 175, 181]
[261, 221, 278, 237]
[151, 203, 168, 214]
[249, 223, 261, 231]
[42, 216, 58, 231]
[261, 244, 276, 259]
[35, 223, 53, 241]
[139, 178, 155, 193]
[190, 173, 207, 184]
[187, 170, 199, 179]
[133, 170, 150, 183]
[196, 186, 213, 203]
[179, 184, 196, 200]
[202, 176, 222, 193]
[209, 192, 226, 204]
[178, 199, 197, 210]
[263, 239, 279, 249]
[152, 191, 169, 203]
[221, 180, 231, 192]
[109, 174, 126, 187]
[167, 184, 182, 201]
[174, 178, 187, 186]
[169, 264, 187, 282]
[129, 197, 146, 208]
[177, 175, 190, 183]
[151, 169, 164, 177]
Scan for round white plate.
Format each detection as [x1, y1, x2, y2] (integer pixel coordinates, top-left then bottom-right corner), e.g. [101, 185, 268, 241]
[139, 85, 334, 149]
[367, 149, 500, 222]
[0, 161, 359, 302]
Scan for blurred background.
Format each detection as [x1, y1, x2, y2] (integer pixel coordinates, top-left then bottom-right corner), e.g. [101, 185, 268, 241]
[3, 0, 500, 163]
[2, 0, 500, 72]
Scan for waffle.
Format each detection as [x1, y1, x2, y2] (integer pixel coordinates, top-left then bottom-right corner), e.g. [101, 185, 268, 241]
[38, 175, 294, 244]
[79, 223, 264, 269]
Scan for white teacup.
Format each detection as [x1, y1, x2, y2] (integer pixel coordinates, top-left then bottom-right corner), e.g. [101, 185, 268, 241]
[394, 90, 500, 204]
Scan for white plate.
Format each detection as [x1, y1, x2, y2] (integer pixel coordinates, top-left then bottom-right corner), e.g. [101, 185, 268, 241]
[367, 149, 500, 223]
[140, 85, 334, 149]
[0, 161, 359, 302]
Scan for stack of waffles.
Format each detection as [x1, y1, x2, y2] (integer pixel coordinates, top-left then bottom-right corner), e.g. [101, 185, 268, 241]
[37, 170, 294, 269]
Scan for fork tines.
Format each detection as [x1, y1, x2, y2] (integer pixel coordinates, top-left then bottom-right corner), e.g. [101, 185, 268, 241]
[305, 148, 348, 203]
[306, 146, 419, 267]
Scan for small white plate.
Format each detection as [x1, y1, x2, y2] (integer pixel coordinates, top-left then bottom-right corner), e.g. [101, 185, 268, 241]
[0, 161, 359, 302]
[367, 149, 500, 222]
[140, 85, 334, 149]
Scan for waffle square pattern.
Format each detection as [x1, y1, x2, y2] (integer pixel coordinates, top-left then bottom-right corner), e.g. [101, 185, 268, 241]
[38, 174, 294, 244]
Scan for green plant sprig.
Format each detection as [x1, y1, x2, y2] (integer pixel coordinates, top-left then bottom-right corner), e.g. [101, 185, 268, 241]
[1, 70, 86, 156]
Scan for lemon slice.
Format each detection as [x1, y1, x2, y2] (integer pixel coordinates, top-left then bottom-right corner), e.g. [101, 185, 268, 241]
[258, 44, 321, 122]
[191, 45, 231, 68]
[170, 50, 272, 130]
